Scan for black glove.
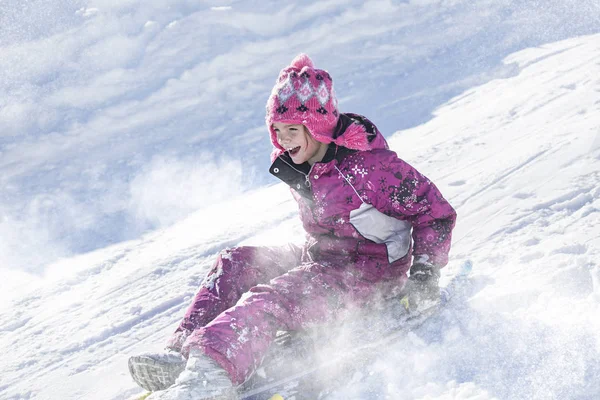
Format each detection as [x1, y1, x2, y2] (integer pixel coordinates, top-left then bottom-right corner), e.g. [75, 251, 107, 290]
[401, 262, 441, 311]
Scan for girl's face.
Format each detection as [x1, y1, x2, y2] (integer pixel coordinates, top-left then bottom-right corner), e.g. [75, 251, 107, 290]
[273, 123, 328, 166]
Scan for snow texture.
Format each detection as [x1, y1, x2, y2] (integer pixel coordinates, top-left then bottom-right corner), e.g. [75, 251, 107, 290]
[0, 1, 599, 399]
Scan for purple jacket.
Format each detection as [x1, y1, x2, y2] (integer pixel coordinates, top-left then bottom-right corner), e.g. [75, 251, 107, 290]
[269, 113, 456, 269]
[171, 114, 456, 385]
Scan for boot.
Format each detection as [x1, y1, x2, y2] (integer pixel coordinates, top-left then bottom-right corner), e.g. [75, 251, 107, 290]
[146, 349, 237, 400]
[128, 350, 187, 391]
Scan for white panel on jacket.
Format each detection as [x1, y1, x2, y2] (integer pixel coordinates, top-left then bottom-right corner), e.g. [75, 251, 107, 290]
[349, 203, 412, 263]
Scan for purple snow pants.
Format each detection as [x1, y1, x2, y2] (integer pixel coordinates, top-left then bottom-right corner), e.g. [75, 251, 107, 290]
[167, 241, 410, 385]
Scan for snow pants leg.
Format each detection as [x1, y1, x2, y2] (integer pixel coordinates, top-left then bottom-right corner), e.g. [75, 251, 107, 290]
[166, 245, 303, 352]
[184, 253, 409, 385]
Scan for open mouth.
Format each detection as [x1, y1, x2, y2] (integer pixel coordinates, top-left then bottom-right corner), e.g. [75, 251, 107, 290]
[288, 146, 301, 155]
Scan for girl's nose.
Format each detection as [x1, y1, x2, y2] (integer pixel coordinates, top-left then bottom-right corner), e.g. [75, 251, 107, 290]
[278, 134, 290, 145]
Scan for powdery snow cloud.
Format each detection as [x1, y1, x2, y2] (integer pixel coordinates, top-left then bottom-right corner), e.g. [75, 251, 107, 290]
[0, 0, 598, 277]
[127, 153, 249, 230]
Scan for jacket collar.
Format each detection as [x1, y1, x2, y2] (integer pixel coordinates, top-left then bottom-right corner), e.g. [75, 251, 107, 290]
[269, 144, 355, 199]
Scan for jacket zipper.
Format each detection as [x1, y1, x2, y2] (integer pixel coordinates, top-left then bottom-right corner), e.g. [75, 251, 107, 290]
[279, 157, 312, 188]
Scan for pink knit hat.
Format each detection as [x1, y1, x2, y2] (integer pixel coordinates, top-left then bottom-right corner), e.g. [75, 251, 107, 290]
[266, 54, 339, 161]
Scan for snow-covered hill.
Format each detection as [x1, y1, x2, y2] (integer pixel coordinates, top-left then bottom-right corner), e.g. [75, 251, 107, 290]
[2, 0, 599, 277]
[2, 32, 598, 400]
[1, 1, 599, 400]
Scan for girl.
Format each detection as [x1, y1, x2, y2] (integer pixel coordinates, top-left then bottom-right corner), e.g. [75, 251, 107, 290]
[129, 54, 456, 400]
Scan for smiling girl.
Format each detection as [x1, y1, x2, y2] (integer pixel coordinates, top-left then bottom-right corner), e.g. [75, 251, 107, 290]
[272, 123, 328, 165]
[129, 54, 457, 400]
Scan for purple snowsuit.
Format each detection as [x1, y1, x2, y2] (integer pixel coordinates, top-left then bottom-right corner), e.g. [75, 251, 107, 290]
[167, 114, 456, 385]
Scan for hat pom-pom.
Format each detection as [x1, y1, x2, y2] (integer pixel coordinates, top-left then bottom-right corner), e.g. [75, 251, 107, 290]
[290, 53, 314, 69]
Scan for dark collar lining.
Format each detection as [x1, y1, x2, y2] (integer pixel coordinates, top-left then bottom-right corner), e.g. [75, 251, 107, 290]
[327, 142, 357, 165]
[269, 143, 357, 200]
[321, 142, 338, 163]
[280, 152, 311, 174]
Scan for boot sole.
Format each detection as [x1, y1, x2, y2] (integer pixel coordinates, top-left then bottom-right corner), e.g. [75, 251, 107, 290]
[128, 355, 186, 392]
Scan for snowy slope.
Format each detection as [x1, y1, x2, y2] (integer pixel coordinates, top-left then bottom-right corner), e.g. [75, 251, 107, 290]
[2, 0, 599, 279]
[1, 1, 600, 400]
[338, 33, 600, 400]
[1, 32, 598, 400]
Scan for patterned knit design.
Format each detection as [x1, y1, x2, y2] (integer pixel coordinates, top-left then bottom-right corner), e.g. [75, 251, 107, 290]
[266, 54, 339, 159]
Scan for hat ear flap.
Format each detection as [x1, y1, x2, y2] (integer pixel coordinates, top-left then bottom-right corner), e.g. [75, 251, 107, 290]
[334, 129, 370, 151]
[270, 148, 284, 163]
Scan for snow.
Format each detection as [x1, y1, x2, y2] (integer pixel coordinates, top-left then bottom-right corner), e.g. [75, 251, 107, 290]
[1, 1, 599, 399]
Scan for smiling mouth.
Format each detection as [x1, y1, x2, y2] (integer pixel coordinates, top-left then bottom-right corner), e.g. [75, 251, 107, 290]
[288, 146, 301, 155]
